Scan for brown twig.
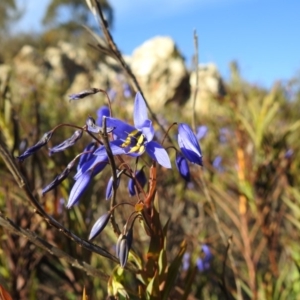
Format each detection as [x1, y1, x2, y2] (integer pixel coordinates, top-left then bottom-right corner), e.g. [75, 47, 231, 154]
[89, 0, 173, 144]
[192, 30, 199, 132]
[0, 136, 131, 267]
[0, 211, 109, 281]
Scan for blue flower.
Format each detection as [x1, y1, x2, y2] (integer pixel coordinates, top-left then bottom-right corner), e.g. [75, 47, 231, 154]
[212, 156, 224, 172]
[128, 168, 147, 196]
[106, 92, 171, 168]
[196, 244, 213, 272]
[123, 83, 131, 98]
[219, 127, 230, 143]
[178, 123, 203, 166]
[196, 125, 208, 141]
[67, 159, 108, 208]
[182, 252, 191, 271]
[96, 106, 110, 127]
[175, 152, 190, 182]
[77, 142, 97, 172]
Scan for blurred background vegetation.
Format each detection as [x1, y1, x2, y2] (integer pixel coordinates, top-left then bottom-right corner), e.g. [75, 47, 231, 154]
[1, 0, 300, 299]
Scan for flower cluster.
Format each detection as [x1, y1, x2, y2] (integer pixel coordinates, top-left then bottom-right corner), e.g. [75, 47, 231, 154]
[17, 90, 203, 267]
[182, 244, 213, 272]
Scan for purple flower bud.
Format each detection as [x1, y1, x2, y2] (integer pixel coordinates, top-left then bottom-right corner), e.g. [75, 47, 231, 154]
[116, 229, 133, 268]
[285, 149, 293, 159]
[196, 244, 212, 272]
[17, 131, 53, 161]
[96, 106, 110, 127]
[42, 159, 76, 195]
[118, 236, 129, 268]
[212, 156, 223, 172]
[69, 88, 100, 100]
[178, 123, 203, 166]
[128, 168, 147, 196]
[88, 212, 111, 240]
[219, 128, 230, 143]
[49, 130, 83, 155]
[196, 258, 210, 272]
[123, 83, 131, 98]
[175, 152, 190, 182]
[196, 125, 208, 141]
[105, 175, 121, 200]
[182, 252, 191, 271]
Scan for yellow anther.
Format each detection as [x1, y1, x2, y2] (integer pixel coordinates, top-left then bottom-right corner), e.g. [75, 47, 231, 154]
[121, 130, 140, 148]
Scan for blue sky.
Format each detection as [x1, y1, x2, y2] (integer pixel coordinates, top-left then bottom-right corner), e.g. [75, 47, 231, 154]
[14, 0, 300, 88]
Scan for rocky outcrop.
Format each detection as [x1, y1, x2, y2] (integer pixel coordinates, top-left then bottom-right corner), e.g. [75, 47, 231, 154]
[130, 36, 190, 109]
[188, 63, 226, 114]
[0, 37, 225, 117]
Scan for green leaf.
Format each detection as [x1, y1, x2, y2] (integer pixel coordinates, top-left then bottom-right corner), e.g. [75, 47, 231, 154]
[161, 240, 187, 300]
[146, 272, 160, 300]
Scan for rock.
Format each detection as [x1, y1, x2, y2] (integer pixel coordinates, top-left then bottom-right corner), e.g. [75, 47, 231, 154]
[130, 36, 190, 111]
[187, 63, 226, 114]
[13, 45, 48, 86]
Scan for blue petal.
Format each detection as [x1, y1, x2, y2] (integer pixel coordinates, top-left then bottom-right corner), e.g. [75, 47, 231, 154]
[106, 177, 114, 200]
[105, 175, 121, 200]
[179, 135, 203, 166]
[94, 140, 126, 157]
[178, 124, 202, 155]
[106, 117, 136, 140]
[133, 92, 148, 129]
[140, 119, 154, 142]
[96, 106, 110, 126]
[77, 142, 97, 172]
[67, 171, 92, 208]
[128, 168, 147, 196]
[178, 123, 203, 166]
[75, 148, 107, 180]
[196, 125, 208, 141]
[146, 141, 171, 168]
[175, 152, 190, 182]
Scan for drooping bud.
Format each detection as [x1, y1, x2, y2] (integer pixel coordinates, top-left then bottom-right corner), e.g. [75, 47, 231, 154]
[175, 152, 190, 182]
[49, 130, 83, 155]
[105, 173, 121, 200]
[17, 131, 53, 161]
[116, 229, 133, 268]
[128, 168, 147, 196]
[88, 212, 111, 241]
[86, 116, 114, 134]
[42, 159, 76, 195]
[178, 123, 203, 166]
[69, 88, 100, 100]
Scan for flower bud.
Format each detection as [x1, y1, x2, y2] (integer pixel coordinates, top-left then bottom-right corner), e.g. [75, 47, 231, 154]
[175, 152, 190, 182]
[88, 212, 111, 241]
